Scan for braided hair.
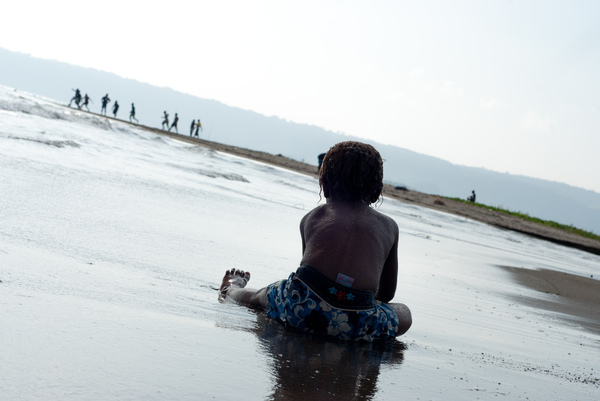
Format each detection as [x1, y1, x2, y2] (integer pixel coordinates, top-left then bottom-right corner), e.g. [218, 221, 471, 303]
[319, 141, 383, 204]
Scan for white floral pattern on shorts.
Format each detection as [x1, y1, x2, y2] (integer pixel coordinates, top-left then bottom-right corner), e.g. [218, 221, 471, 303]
[266, 272, 399, 341]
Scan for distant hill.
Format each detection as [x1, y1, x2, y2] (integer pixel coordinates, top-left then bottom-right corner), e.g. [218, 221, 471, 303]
[2, 47, 599, 234]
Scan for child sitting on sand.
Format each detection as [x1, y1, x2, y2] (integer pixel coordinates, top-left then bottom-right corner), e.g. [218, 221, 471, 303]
[219, 141, 412, 341]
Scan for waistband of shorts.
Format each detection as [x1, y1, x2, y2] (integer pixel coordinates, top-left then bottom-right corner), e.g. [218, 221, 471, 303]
[294, 264, 376, 310]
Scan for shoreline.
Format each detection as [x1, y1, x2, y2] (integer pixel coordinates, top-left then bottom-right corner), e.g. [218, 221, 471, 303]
[62, 106, 600, 257]
[145, 127, 600, 257]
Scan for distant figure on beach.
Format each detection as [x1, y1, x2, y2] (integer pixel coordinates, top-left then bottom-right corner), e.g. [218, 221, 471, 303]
[194, 119, 202, 137]
[189, 119, 196, 137]
[219, 141, 412, 341]
[317, 153, 326, 171]
[168, 113, 179, 133]
[467, 190, 476, 203]
[161, 111, 169, 130]
[100, 94, 111, 116]
[80, 93, 92, 111]
[68, 88, 82, 108]
[129, 103, 138, 122]
[112, 101, 120, 118]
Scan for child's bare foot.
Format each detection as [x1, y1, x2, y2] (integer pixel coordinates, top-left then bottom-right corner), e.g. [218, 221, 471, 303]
[219, 268, 251, 301]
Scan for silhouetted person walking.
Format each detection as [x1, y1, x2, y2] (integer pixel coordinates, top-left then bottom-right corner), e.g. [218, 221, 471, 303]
[189, 119, 196, 137]
[168, 113, 179, 133]
[68, 88, 82, 108]
[112, 101, 120, 118]
[101, 94, 111, 116]
[194, 119, 202, 137]
[81, 93, 92, 111]
[130, 103, 139, 123]
[161, 111, 169, 130]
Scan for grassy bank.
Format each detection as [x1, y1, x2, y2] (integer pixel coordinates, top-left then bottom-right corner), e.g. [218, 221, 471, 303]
[444, 197, 600, 242]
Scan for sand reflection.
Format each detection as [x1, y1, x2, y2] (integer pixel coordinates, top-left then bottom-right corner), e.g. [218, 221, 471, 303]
[254, 314, 406, 401]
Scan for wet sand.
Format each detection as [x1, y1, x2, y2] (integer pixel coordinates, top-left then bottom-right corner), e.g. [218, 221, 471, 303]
[499, 266, 600, 334]
[4, 97, 600, 400]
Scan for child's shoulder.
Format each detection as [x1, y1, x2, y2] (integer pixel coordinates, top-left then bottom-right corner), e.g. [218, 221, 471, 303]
[300, 203, 329, 223]
[369, 206, 399, 230]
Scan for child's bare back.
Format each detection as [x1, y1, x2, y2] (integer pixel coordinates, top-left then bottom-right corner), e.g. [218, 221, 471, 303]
[300, 199, 399, 301]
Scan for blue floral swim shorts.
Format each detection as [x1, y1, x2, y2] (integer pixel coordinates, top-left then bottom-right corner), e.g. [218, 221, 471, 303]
[266, 264, 400, 341]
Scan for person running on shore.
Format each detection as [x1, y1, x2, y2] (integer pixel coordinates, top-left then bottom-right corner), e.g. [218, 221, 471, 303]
[68, 88, 82, 108]
[161, 111, 169, 130]
[218, 141, 412, 341]
[189, 119, 196, 137]
[80, 94, 92, 111]
[100, 94, 111, 116]
[194, 119, 202, 137]
[129, 103, 139, 123]
[168, 113, 179, 133]
[112, 101, 120, 118]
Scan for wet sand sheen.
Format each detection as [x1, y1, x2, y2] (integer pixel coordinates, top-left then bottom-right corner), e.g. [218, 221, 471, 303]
[3, 94, 599, 399]
[499, 266, 600, 334]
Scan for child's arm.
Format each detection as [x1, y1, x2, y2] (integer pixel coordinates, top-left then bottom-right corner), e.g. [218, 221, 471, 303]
[374, 223, 399, 303]
[299, 213, 308, 255]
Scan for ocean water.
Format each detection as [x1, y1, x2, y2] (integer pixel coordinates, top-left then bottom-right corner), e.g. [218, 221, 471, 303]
[1, 86, 598, 400]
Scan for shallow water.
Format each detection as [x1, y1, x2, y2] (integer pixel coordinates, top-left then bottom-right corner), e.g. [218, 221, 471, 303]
[1, 87, 599, 400]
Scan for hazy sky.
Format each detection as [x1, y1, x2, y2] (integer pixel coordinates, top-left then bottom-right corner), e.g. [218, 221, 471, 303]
[2, 0, 600, 193]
